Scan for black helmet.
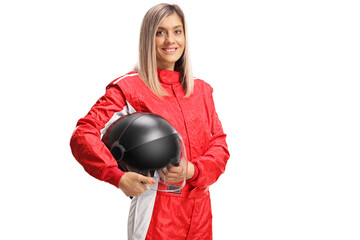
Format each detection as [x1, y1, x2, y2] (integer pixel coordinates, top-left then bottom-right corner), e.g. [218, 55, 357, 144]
[102, 113, 187, 192]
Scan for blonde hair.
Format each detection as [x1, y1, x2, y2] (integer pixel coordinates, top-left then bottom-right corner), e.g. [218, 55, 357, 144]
[134, 3, 194, 98]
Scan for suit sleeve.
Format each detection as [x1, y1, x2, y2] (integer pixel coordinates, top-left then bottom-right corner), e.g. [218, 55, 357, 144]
[188, 87, 230, 188]
[70, 85, 127, 188]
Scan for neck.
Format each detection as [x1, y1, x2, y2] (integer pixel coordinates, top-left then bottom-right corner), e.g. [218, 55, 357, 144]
[156, 61, 175, 71]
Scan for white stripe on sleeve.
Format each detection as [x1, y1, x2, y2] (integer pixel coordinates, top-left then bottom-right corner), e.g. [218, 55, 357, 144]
[100, 101, 137, 139]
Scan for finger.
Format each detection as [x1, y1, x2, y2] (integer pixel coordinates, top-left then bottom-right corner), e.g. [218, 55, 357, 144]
[163, 172, 185, 183]
[165, 176, 183, 183]
[158, 171, 176, 182]
[140, 175, 156, 186]
[132, 181, 149, 196]
[160, 167, 169, 175]
[158, 170, 166, 180]
[167, 165, 183, 173]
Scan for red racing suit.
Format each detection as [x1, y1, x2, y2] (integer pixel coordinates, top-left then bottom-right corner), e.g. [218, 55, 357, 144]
[70, 69, 230, 239]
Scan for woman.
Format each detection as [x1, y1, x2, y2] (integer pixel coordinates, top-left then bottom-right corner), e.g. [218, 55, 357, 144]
[70, 3, 230, 239]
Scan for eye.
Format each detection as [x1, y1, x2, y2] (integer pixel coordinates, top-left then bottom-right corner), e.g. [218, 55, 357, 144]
[175, 30, 182, 35]
[156, 30, 165, 36]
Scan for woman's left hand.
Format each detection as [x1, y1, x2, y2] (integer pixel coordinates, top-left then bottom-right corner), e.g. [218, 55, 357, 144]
[159, 160, 195, 183]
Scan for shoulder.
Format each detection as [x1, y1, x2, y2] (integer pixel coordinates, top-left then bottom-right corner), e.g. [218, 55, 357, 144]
[106, 71, 141, 89]
[193, 77, 214, 95]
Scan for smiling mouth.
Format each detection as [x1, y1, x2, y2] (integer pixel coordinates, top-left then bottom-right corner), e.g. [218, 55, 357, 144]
[162, 48, 177, 53]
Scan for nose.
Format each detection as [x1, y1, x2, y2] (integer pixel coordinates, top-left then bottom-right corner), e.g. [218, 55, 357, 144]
[165, 33, 175, 44]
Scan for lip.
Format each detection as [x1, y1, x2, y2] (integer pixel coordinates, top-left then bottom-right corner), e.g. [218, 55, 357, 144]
[161, 48, 178, 54]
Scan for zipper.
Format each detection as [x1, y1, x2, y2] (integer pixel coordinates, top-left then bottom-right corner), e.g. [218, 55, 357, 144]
[171, 85, 192, 161]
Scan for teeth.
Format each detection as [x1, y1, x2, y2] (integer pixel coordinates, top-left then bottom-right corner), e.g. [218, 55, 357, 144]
[165, 48, 176, 52]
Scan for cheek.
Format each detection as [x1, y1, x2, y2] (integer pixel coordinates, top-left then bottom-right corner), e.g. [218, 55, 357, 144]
[155, 37, 163, 49]
[177, 36, 185, 48]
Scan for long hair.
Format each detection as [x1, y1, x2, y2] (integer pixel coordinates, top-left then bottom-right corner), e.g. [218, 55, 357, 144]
[134, 3, 194, 98]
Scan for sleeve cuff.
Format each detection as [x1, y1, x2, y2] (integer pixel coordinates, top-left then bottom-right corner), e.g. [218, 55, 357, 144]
[101, 166, 125, 188]
[187, 163, 200, 185]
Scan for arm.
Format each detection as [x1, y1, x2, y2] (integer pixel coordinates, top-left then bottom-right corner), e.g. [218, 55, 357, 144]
[187, 89, 230, 188]
[70, 85, 127, 187]
[70, 83, 165, 193]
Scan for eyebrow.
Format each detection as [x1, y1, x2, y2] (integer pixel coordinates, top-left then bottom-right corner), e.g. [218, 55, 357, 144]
[157, 25, 183, 30]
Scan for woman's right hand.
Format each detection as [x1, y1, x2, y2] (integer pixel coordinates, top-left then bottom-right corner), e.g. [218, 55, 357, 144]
[118, 172, 156, 197]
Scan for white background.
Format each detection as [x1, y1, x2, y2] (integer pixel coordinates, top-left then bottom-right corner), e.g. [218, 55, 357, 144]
[1, 0, 359, 239]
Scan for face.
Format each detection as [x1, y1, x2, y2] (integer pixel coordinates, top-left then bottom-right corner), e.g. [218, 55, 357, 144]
[155, 14, 185, 71]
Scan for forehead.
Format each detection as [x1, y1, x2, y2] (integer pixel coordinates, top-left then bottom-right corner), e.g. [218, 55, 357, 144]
[158, 13, 183, 29]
